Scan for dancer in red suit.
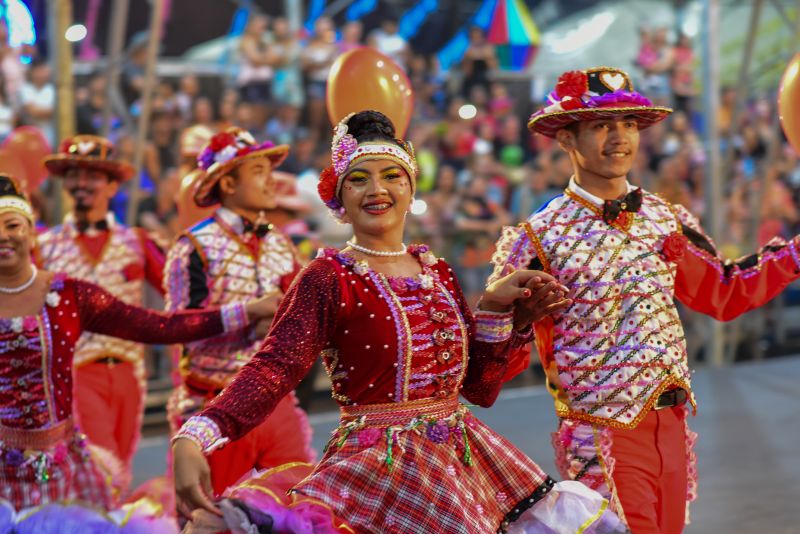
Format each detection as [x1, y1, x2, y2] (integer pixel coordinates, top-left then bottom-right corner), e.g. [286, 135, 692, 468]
[37, 135, 166, 491]
[492, 66, 800, 533]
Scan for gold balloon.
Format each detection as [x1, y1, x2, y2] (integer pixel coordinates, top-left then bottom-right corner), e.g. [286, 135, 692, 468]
[779, 53, 800, 156]
[326, 47, 414, 137]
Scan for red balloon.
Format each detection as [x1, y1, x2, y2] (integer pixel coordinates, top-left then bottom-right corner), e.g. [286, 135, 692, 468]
[0, 148, 29, 192]
[2, 126, 51, 190]
[779, 53, 800, 156]
[326, 47, 414, 137]
[175, 169, 214, 230]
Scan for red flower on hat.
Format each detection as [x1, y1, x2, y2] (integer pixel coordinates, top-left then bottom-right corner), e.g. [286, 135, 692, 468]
[209, 131, 236, 152]
[560, 96, 585, 111]
[317, 166, 338, 203]
[555, 71, 588, 100]
[660, 232, 688, 262]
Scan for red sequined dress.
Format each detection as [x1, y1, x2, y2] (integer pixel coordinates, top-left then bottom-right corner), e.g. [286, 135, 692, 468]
[177, 247, 627, 534]
[0, 273, 246, 513]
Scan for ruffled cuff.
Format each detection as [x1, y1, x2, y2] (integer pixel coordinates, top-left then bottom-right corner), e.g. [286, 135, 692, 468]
[172, 415, 230, 454]
[221, 301, 249, 333]
[474, 309, 514, 343]
[511, 323, 535, 346]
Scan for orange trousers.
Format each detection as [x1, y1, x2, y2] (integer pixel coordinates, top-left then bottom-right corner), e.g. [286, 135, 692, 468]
[73, 360, 143, 471]
[206, 393, 314, 495]
[610, 406, 688, 534]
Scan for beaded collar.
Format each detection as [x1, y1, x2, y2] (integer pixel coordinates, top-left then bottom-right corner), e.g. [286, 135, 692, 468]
[321, 244, 439, 293]
[0, 274, 65, 335]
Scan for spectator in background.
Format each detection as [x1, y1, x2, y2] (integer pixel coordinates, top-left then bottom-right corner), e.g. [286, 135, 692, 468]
[270, 17, 304, 109]
[0, 20, 24, 109]
[265, 103, 301, 146]
[216, 88, 239, 131]
[717, 86, 736, 136]
[121, 32, 148, 108]
[18, 58, 55, 145]
[368, 17, 410, 71]
[301, 17, 339, 140]
[76, 73, 109, 135]
[425, 164, 461, 258]
[237, 14, 274, 128]
[461, 26, 497, 99]
[637, 26, 673, 105]
[509, 160, 559, 222]
[340, 20, 363, 53]
[670, 33, 695, 115]
[0, 71, 14, 140]
[176, 74, 200, 124]
[191, 96, 216, 129]
[155, 79, 180, 115]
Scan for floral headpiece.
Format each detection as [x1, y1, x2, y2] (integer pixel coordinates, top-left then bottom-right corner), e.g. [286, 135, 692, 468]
[0, 174, 33, 222]
[318, 113, 419, 213]
[527, 67, 672, 138]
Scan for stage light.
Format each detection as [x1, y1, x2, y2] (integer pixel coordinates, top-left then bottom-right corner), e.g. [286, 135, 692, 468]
[458, 104, 477, 120]
[65, 24, 87, 42]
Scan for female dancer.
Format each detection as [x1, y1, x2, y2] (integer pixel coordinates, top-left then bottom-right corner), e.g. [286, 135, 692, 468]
[0, 174, 276, 529]
[174, 111, 627, 533]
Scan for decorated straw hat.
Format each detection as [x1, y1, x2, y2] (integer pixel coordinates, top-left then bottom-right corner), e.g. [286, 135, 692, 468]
[273, 171, 311, 213]
[43, 135, 135, 182]
[194, 127, 289, 208]
[0, 174, 33, 222]
[527, 66, 672, 138]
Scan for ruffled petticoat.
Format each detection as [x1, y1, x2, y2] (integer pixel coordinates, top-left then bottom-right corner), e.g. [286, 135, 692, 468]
[186, 397, 628, 533]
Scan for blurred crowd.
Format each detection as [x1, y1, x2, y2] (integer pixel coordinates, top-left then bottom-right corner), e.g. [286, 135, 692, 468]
[3, 15, 800, 313]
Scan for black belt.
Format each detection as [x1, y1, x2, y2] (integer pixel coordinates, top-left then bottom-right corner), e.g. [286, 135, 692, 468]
[654, 388, 688, 410]
[92, 356, 126, 366]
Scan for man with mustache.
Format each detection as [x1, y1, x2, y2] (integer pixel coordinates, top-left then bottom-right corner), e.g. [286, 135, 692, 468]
[37, 135, 167, 493]
[489, 67, 800, 533]
[164, 127, 314, 498]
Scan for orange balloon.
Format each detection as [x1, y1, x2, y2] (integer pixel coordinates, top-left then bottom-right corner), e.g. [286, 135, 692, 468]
[2, 126, 51, 190]
[176, 169, 214, 230]
[779, 53, 800, 156]
[0, 148, 29, 192]
[326, 47, 414, 137]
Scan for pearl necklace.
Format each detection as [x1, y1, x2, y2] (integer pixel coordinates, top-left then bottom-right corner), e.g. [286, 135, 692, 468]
[0, 265, 38, 294]
[346, 241, 407, 257]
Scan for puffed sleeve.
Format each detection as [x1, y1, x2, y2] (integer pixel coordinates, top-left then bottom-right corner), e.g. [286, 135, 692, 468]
[673, 204, 800, 320]
[174, 259, 342, 452]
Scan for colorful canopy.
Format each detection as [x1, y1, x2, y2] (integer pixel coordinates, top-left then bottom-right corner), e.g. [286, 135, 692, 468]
[485, 0, 541, 70]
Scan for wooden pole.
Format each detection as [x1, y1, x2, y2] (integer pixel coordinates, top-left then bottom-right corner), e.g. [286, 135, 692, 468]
[126, 0, 164, 227]
[102, 0, 130, 137]
[701, 0, 725, 367]
[47, 0, 76, 224]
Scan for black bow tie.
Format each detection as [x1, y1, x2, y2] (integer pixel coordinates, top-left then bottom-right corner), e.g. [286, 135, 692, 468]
[242, 218, 272, 238]
[75, 219, 109, 234]
[602, 188, 642, 224]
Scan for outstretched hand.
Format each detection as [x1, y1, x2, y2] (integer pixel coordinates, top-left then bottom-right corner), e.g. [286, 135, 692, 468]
[173, 438, 221, 519]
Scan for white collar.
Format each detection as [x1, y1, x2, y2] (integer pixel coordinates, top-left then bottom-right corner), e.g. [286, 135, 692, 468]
[64, 212, 116, 232]
[567, 176, 636, 207]
[216, 207, 246, 234]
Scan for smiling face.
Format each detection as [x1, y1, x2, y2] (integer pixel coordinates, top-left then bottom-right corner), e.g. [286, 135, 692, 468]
[0, 211, 33, 271]
[219, 155, 277, 212]
[339, 158, 413, 236]
[62, 167, 118, 213]
[557, 116, 640, 181]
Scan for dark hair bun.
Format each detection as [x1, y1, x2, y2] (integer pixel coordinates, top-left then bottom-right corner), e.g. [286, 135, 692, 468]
[345, 110, 397, 143]
[0, 174, 24, 198]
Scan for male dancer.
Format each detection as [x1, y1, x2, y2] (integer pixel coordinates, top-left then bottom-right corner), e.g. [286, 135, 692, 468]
[38, 135, 167, 490]
[165, 127, 314, 496]
[491, 67, 800, 533]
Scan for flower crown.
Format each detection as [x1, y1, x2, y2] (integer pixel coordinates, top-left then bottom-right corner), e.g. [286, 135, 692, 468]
[197, 129, 276, 171]
[318, 114, 419, 212]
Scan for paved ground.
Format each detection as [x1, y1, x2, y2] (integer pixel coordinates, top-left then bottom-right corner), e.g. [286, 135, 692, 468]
[133, 356, 800, 533]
